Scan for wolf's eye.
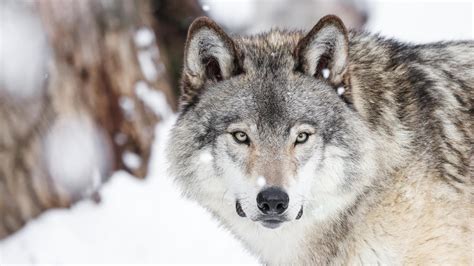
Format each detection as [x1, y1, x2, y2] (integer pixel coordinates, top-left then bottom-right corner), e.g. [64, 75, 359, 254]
[295, 132, 309, 145]
[232, 131, 249, 144]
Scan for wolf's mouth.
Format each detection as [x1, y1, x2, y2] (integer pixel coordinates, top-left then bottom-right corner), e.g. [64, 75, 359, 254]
[235, 201, 246, 217]
[258, 205, 304, 229]
[260, 218, 285, 229]
[296, 206, 304, 220]
[236, 200, 304, 228]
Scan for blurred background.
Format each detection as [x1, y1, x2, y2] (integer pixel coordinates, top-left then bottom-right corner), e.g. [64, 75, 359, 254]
[0, 0, 472, 264]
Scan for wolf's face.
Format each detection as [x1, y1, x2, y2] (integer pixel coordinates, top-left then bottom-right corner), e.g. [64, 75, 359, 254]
[167, 16, 378, 231]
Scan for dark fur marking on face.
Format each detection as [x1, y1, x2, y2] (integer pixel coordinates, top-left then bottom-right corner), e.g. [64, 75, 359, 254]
[321, 117, 341, 145]
[193, 113, 249, 167]
[195, 114, 243, 150]
[255, 82, 287, 129]
[195, 127, 216, 150]
[212, 114, 243, 129]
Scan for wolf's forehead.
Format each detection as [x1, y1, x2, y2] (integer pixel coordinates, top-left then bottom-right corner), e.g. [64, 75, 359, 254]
[235, 30, 304, 72]
[222, 81, 312, 130]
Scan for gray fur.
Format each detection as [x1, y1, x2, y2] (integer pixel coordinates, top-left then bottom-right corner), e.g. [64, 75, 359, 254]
[167, 15, 473, 265]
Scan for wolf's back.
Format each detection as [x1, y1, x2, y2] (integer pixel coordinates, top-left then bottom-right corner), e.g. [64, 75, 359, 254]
[348, 33, 473, 189]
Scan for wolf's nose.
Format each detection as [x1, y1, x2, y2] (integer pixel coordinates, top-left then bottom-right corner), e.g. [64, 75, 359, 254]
[257, 187, 289, 215]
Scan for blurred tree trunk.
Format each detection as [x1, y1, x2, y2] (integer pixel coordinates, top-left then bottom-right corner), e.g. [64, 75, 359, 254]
[151, 0, 205, 99]
[37, 0, 177, 175]
[0, 0, 201, 239]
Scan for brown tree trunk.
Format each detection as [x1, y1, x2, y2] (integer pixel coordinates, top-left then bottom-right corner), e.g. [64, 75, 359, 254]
[151, 0, 205, 98]
[0, 0, 180, 239]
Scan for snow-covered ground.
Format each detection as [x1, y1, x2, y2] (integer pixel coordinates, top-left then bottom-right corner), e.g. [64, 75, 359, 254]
[0, 116, 257, 264]
[0, 0, 472, 264]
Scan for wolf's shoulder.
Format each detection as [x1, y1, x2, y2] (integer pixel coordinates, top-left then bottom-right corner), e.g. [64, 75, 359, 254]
[346, 31, 472, 191]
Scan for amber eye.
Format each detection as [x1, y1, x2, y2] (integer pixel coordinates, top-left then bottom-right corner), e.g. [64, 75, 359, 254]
[232, 131, 250, 144]
[295, 132, 309, 145]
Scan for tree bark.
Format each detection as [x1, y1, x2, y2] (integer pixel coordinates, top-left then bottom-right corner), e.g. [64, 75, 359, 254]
[151, 0, 205, 99]
[0, 0, 178, 239]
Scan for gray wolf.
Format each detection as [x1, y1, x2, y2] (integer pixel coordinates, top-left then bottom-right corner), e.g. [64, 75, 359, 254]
[166, 15, 473, 265]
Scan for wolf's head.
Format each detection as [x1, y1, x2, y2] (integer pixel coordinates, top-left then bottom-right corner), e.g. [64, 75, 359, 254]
[167, 16, 379, 231]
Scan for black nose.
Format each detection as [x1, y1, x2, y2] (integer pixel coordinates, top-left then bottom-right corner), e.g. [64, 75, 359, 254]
[257, 187, 289, 215]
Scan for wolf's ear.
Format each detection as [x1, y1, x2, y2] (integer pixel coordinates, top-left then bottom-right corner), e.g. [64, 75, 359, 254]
[181, 17, 243, 105]
[294, 15, 349, 87]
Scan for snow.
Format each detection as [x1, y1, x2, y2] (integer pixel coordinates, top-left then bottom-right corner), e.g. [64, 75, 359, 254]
[118, 96, 135, 112]
[0, 116, 257, 264]
[122, 151, 142, 170]
[137, 50, 160, 81]
[337, 87, 345, 96]
[118, 96, 135, 119]
[114, 132, 128, 146]
[199, 151, 214, 164]
[135, 80, 173, 119]
[43, 116, 110, 198]
[0, 2, 49, 100]
[134, 28, 162, 82]
[202, 4, 211, 12]
[322, 68, 330, 79]
[257, 176, 267, 187]
[134, 27, 155, 48]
